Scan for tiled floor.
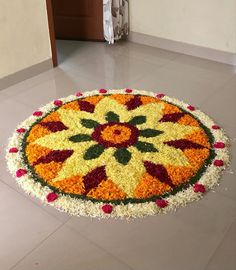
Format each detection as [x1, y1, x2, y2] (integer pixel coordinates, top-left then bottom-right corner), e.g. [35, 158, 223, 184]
[0, 40, 236, 270]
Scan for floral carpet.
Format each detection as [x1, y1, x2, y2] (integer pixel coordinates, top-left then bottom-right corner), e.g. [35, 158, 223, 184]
[6, 89, 230, 218]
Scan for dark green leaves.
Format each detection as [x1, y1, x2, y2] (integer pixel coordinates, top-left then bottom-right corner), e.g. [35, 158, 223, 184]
[81, 119, 99, 129]
[128, 116, 146, 125]
[114, 148, 132, 165]
[84, 144, 105, 160]
[69, 134, 92, 142]
[135, 141, 158, 152]
[139, 129, 163, 138]
[105, 111, 120, 122]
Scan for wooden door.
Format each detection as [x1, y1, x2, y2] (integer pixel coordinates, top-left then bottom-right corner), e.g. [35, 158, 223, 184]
[51, 0, 104, 41]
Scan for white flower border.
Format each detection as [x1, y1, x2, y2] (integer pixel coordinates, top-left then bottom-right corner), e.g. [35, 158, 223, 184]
[5, 89, 230, 219]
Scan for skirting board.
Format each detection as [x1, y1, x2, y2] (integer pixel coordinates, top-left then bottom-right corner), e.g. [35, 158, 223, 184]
[0, 59, 53, 91]
[129, 31, 236, 66]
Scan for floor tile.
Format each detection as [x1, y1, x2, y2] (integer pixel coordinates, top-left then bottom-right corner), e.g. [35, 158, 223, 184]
[205, 218, 236, 270]
[0, 181, 62, 270]
[0, 159, 71, 223]
[12, 225, 132, 270]
[200, 76, 236, 128]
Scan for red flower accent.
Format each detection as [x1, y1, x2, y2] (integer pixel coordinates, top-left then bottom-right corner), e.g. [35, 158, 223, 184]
[214, 142, 225, 149]
[54, 100, 63, 106]
[213, 160, 224, 167]
[9, 147, 18, 153]
[33, 150, 74, 166]
[16, 128, 26, 133]
[40, 121, 68, 132]
[187, 105, 195, 111]
[212, 125, 220, 130]
[16, 169, 27, 178]
[125, 95, 142, 110]
[33, 111, 43, 116]
[77, 100, 95, 113]
[160, 112, 185, 123]
[156, 93, 165, 99]
[46, 192, 58, 202]
[155, 199, 168, 208]
[75, 91, 83, 97]
[125, 88, 133, 93]
[99, 89, 107, 94]
[102, 204, 113, 214]
[193, 183, 206, 193]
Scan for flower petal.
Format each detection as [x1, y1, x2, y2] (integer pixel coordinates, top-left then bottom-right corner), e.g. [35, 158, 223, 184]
[69, 134, 92, 142]
[128, 115, 146, 125]
[84, 144, 105, 160]
[105, 111, 120, 122]
[114, 148, 132, 165]
[135, 141, 158, 153]
[139, 129, 163, 138]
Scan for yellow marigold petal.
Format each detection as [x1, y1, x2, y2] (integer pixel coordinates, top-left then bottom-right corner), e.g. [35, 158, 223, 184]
[83, 95, 104, 105]
[34, 161, 63, 181]
[51, 175, 85, 194]
[26, 143, 52, 165]
[87, 179, 127, 200]
[27, 125, 51, 143]
[41, 111, 61, 122]
[134, 173, 171, 199]
[165, 165, 195, 186]
[184, 130, 210, 148]
[110, 94, 134, 104]
[184, 148, 210, 170]
[178, 114, 199, 127]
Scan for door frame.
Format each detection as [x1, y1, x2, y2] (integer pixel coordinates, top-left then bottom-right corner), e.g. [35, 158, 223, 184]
[46, 0, 58, 67]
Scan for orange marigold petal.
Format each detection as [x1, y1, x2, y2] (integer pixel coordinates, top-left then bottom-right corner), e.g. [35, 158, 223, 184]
[140, 96, 160, 105]
[61, 101, 80, 111]
[41, 111, 61, 122]
[27, 125, 51, 143]
[83, 95, 104, 105]
[166, 165, 195, 186]
[134, 173, 171, 199]
[51, 175, 85, 194]
[34, 161, 63, 181]
[184, 130, 210, 148]
[184, 148, 210, 170]
[26, 143, 52, 165]
[110, 94, 134, 104]
[87, 179, 127, 200]
[162, 102, 181, 114]
[178, 114, 199, 127]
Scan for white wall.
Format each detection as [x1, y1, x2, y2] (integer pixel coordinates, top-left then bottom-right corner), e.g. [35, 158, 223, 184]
[0, 0, 52, 78]
[130, 0, 236, 53]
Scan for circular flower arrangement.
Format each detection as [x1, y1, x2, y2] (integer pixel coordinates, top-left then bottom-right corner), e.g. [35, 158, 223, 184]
[6, 89, 230, 218]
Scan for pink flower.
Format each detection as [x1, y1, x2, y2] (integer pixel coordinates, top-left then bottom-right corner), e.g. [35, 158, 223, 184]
[193, 183, 206, 193]
[46, 192, 58, 202]
[16, 169, 27, 178]
[125, 88, 133, 93]
[54, 100, 63, 106]
[101, 204, 113, 214]
[99, 89, 107, 94]
[75, 91, 83, 97]
[187, 105, 195, 111]
[33, 111, 43, 116]
[212, 125, 220, 130]
[155, 199, 168, 208]
[9, 147, 18, 153]
[214, 142, 225, 149]
[214, 160, 224, 167]
[16, 128, 26, 133]
[156, 93, 165, 99]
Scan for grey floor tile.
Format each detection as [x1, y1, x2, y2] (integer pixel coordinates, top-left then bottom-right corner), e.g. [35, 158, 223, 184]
[0, 181, 62, 270]
[11, 225, 132, 270]
[205, 218, 236, 270]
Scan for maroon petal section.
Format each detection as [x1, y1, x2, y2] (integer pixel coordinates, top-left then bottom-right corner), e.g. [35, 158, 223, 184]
[83, 166, 107, 194]
[40, 121, 68, 132]
[159, 112, 185, 123]
[33, 150, 73, 166]
[125, 95, 142, 110]
[78, 100, 95, 113]
[144, 161, 174, 188]
[164, 139, 205, 150]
